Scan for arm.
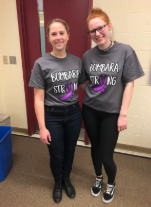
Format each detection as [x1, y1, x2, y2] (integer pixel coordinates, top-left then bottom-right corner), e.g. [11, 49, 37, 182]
[78, 81, 89, 91]
[117, 81, 134, 132]
[34, 88, 51, 144]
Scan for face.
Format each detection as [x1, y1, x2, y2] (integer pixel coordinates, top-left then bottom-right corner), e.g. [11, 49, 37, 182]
[48, 22, 69, 52]
[88, 17, 112, 48]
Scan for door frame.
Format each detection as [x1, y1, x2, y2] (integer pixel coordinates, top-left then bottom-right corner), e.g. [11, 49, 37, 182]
[16, 0, 93, 137]
[16, 0, 35, 135]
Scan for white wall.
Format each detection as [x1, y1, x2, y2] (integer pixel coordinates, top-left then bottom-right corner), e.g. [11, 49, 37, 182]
[93, 0, 151, 148]
[0, 0, 151, 147]
[0, 0, 28, 129]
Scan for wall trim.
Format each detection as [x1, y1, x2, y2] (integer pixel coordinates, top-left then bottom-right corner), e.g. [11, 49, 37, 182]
[11, 127, 151, 158]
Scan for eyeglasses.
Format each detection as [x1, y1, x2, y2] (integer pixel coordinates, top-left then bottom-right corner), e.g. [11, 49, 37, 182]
[87, 24, 108, 37]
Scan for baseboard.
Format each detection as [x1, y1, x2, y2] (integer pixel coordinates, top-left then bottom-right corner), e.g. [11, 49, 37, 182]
[115, 143, 151, 158]
[11, 127, 151, 158]
[12, 127, 28, 136]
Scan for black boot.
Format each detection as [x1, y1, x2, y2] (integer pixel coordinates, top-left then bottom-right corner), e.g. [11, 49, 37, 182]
[62, 179, 75, 199]
[53, 181, 62, 203]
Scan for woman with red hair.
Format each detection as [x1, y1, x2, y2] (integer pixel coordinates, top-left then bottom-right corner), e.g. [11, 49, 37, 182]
[79, 8, 144, 203]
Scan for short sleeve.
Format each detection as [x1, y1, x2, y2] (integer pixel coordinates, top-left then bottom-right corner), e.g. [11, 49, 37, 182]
[123, 50, 145, 83]
[28, 62, 45, 89]
[78, 57, 90, 85]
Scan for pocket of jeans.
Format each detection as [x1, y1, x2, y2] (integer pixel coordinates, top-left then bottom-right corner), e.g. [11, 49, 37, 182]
[45, 105, 54, 113]
[73, 102, 81, 110]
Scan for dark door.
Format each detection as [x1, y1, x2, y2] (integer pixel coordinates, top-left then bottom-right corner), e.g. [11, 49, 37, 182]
[43, 0, 92, 128]
[16, 0, 92, 136]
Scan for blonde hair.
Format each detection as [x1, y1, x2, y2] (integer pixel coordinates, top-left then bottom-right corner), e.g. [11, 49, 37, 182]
[46, 19, 69, 52]
[46, 18, 69, 36]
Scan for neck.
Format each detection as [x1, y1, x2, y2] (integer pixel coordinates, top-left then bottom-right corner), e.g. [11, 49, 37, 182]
[51, 49, 67, 58]
[98, 39, 111, 50]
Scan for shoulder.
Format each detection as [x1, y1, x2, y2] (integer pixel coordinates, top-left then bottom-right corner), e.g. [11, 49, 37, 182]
[35, 53, 50, 65]
[82, 47, 97, 62]
[67, 53, 81, 63]
[115, 42, 134, 57]
[84, 46, 97, 57]
[67, 53, 81, 61]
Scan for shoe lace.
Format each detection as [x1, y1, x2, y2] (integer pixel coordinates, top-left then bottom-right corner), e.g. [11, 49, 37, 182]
[93, 178, 102, 188]
[105, 184, 114, 194]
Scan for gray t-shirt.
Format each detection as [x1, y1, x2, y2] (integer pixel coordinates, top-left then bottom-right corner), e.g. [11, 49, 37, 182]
[29, 53, 82, 106]
[79, 41, 145, 113]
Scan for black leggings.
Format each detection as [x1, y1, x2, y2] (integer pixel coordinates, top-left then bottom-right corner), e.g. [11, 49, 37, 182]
[82, 104, 119, 184]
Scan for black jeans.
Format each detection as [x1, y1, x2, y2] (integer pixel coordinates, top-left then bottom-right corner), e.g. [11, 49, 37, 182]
[45, 101, 82, 182]
[82, 104, 119, 184]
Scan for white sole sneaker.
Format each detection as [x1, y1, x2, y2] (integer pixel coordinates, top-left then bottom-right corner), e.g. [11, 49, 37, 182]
[102, 195, 114, 203]
[91, 178, 103, 197]
[102, 184, 116, 203]
[91, 188, 101, 197]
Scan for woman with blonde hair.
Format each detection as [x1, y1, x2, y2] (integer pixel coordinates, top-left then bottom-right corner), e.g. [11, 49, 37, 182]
[79, 8, 144, 203]
[29, 18, 86, 203]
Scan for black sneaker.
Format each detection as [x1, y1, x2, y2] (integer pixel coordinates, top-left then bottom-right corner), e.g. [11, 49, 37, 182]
[102, 183, 116, 203]
[91, 177, 103, 197]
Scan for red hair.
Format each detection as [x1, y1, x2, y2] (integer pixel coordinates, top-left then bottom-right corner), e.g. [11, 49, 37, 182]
[87, 8, 110, 28]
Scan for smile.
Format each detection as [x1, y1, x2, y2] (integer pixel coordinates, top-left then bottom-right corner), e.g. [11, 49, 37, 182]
[56, 42, 63, 44]
[96, 36, 103, 40]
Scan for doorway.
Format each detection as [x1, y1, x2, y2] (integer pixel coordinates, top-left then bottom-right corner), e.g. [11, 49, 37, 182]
[16, 0, 92, 144]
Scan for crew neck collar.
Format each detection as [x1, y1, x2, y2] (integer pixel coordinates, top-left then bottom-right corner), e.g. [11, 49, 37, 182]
[48, 52, 68, 61]
[96, 41, 118, 54]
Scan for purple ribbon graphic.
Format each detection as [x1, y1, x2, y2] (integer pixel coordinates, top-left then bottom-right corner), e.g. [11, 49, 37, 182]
[93, 75, 107, 93]
[60, 82, 73, 101]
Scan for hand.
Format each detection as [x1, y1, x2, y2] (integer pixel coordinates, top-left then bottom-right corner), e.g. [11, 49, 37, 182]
[117, 114, 127, 132]
[78, 81, 89, 91]
[39, 128, 51, 145]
